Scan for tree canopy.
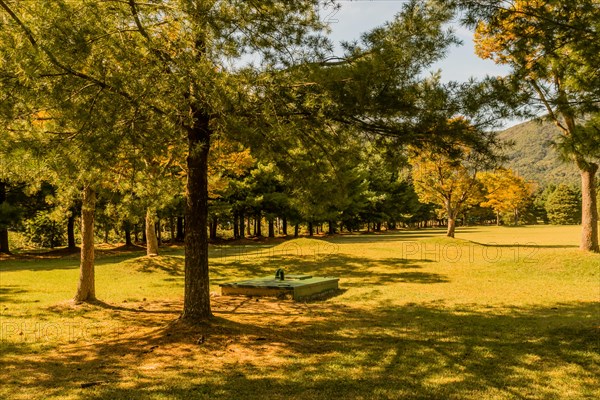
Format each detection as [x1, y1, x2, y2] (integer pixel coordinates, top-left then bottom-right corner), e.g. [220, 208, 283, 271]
[0, 0, 523, 320]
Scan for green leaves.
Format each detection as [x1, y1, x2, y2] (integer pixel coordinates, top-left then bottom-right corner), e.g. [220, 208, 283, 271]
[545, 184, 581, 224]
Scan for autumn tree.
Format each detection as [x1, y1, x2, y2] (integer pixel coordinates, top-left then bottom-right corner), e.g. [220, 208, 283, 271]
[479, 168, 534, 225]
[465, 0, 600, 251]
[410, 120, 491, 238]
[207, 138, 254, 239]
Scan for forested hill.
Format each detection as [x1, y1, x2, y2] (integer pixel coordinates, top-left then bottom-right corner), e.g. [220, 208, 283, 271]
[497, 120, 579, 187]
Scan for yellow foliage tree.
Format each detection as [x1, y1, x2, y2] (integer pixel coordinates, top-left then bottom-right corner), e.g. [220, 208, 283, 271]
[479, 168, 534, 225]
[472, 0, 599, 251]
[207, 138, 254, 199]
[411, 148, 484, 238]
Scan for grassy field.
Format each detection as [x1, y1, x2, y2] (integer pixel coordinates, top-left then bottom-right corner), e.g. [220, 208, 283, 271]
[0, 225, 598, 399]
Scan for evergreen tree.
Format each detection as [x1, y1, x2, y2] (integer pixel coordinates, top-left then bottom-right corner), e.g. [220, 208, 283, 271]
[0, 0, 334, 319]
[545, 185, 581, 225]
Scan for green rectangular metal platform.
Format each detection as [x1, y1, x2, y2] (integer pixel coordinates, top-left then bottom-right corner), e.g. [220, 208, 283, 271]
[220, 274, 339, 300]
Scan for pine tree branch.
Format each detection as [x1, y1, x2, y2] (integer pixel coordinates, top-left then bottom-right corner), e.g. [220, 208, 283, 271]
[528, 79, 569, 134]
[0, 0, 169, 118]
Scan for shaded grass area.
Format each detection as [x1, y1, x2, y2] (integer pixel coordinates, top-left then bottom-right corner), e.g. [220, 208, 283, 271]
[0, 225, 599, 399]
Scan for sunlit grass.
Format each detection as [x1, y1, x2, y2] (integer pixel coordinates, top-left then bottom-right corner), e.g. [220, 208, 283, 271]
[1, 225, 599, 399]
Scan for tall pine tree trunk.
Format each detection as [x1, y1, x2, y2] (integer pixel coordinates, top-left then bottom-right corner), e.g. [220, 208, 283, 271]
[268, 218, 275, 238]
[210, 215, 218, 240]
[169, 217, 175, 243]
[239, 212, 245, 239]
[255, 213, 262, 237]
[182, 110, 212, 321]
[124, 221, 133, 246]
[0, 181, 9, 254]
[74, 186, 96, 303]
[328, 220, 336, 235]
[579, 164, 599, 252]
[176, 217, 185, 241]
[145, 207, 159, 256]
[67, 214, 76, 249]
[156, 219, 162, 245]
[0, 228, 9, 254]
[233, 213, 239, 239]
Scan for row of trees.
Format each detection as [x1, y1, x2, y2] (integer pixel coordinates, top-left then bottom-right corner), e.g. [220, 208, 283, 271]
[1, 1, 598, 323]
[3, 154, 589, 251]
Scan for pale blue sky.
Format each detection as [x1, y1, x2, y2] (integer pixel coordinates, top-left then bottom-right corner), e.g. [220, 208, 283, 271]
[324, 1, 510, 83]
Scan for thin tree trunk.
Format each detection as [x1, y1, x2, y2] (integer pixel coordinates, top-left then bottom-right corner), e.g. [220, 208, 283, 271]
[0, 228, 9, 254]
[282, 217, 287, 236]
[268, 218, 275, 238]
[579, 164, 599, 252]
[74, 186, 96, 303]
[169, 217, 175, 243]
[210, 215, 218, 240]
[67, 214, 76, 249]
[233, 212, 239, 239]
[496, 211, 500, 226]
[156, 219, 162, 245]
[447, 218, 457, 238]
[308, 222, 313, 236]
[50, 222, 57, 249]
[256, 213, 262, 237]
[294, 224, 299, 238]
[239, 212, 245, 239]
[124, 221, 133, 246]
[0, 181, 8, 254]
[145, 207, 159, 256]
[176, 217, 184, 241]
[182, 110, 212, 322]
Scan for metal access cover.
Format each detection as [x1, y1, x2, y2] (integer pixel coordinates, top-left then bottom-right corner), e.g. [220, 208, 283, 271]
[220, 274, 339, 300]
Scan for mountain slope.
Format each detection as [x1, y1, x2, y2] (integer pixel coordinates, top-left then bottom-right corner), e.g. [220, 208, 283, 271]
[497, 120, 579, 186]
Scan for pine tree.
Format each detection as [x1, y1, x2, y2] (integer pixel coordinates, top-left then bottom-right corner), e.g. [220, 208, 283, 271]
[0, 0, 333, 319]
[545, 185, 581, 225]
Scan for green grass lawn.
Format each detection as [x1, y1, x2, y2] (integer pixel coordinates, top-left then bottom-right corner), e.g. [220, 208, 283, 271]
[1, 225, 599, 399]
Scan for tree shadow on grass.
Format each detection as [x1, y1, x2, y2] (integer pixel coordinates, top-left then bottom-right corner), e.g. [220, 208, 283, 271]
[1, 300, 597, 399]
[0, 252, 149, 272]
[0, 285, 30, 303]
[211, 254, 446, 288]
[132, 256, 184, 276]
[468, 240, 579, 249]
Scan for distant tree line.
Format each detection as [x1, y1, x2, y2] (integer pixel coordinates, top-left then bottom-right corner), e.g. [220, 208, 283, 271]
[2, 153, 592, 252]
